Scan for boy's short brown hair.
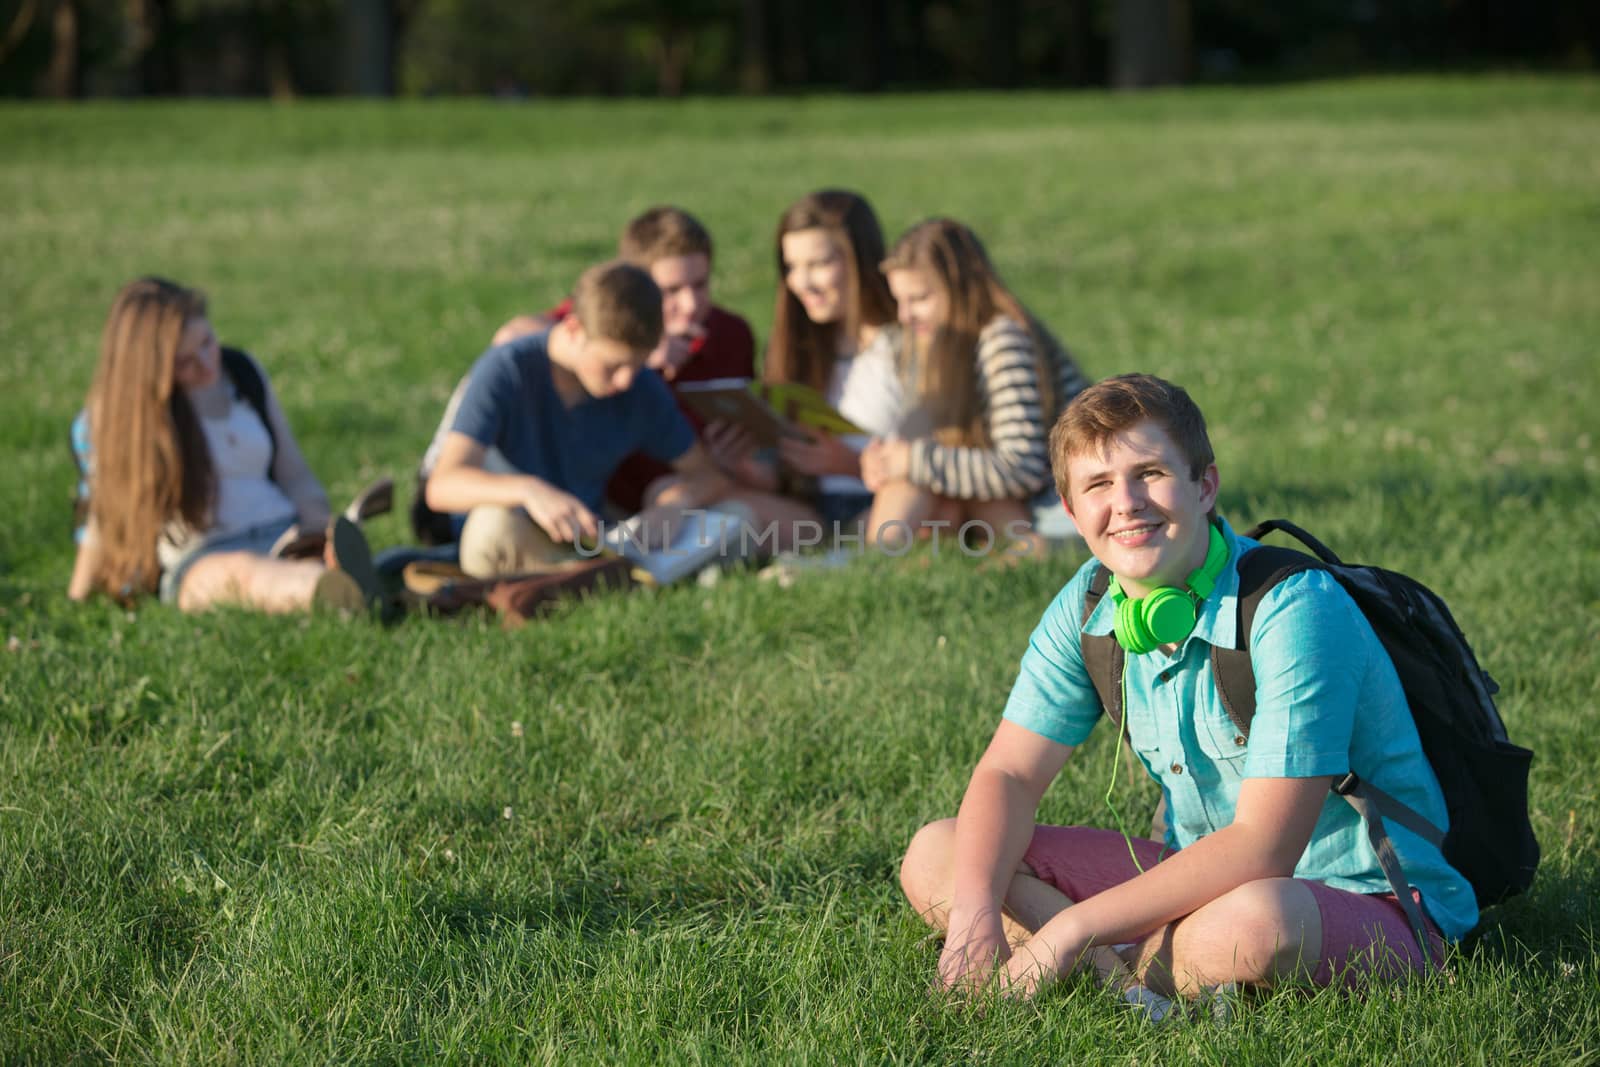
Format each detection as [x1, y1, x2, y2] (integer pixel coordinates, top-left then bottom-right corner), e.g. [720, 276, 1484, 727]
[618, 206, 713, 266]
[1049, 374, 1214, 499]
[571, 260, 663, 353]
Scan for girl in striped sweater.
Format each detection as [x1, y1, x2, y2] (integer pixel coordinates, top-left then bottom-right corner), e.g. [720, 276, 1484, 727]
[862, 218, 1089, 551]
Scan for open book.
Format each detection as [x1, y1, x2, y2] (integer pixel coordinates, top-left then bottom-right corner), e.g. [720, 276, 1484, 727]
[600, 506, 751, 585]
[676, 378, 862, 447]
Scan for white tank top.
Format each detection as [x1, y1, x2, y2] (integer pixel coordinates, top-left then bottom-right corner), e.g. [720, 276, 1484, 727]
[819, 326, 913, 496]
[202, 399, 296, 533]
[156, 394, 296, 568]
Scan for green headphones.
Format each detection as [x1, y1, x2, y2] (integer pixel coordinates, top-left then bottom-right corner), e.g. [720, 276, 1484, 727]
[1107, 524, 1230, 654]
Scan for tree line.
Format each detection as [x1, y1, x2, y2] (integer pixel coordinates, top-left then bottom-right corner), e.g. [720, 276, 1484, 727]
[2, 0, 1595, 99]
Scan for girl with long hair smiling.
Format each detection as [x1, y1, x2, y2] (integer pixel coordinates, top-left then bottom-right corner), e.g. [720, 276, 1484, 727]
[707, 189, 910, 544]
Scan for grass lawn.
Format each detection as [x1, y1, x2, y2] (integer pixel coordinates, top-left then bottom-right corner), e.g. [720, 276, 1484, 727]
[2, 76, 1599, 1062]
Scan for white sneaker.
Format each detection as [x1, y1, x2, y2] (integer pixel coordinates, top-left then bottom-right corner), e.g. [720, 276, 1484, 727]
[1122, 984, 1178, 1025]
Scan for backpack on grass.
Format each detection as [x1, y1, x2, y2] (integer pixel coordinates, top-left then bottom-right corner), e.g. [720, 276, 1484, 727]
[1080, 519, 1539, 945]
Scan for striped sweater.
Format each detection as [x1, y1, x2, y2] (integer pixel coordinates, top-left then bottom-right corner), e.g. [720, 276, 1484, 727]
[907, 316, 1089, 501]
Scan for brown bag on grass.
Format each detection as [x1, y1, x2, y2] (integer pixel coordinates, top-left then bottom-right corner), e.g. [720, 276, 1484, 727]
[485, 557, 635, 628]
[403, 557, 635, 628]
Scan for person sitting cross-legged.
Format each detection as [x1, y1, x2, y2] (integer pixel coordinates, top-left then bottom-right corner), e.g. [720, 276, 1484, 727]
[423, 260, 732, 578]
[899, 373, 1475, 1006]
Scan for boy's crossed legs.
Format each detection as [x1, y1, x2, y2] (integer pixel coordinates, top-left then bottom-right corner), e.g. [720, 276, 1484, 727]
[901, 820, 1439, 999]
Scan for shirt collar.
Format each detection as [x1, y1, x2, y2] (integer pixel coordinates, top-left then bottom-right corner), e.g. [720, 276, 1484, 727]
[1082, 517, 1250, 653]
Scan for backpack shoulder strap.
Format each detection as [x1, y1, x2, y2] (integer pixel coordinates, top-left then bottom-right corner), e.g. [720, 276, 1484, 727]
[1080, 564, 1126, 730]
[1207, 544, 1325, 737]
[221, 347, 278, 476]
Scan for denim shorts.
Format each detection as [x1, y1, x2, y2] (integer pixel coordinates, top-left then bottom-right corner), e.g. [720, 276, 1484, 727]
[159, 516, 297, 605]
[815, 491, 873, 528]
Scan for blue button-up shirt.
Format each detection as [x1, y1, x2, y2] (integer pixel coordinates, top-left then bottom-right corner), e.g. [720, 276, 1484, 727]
[1003, 518, 1478, 940]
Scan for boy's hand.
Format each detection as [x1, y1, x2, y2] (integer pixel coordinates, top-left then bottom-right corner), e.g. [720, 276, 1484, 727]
[522, 482, 599, 544]
[646, 324, 706, 382]
[779, 429, 859, 477]
[492, 313, 556, 347]
[938, 907, 1011, 992]
[1000, 938, 1061, 1000]
[860, 436, 911, 491]
[1001, 919, 1118, 1001]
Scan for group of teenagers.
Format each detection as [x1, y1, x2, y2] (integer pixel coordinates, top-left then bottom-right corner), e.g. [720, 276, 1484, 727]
[66, 188, 1478, 1014]
[70, 190, 1089, 611]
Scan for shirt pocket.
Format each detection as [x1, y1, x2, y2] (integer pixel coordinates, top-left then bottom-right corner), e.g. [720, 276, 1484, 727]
[1121, 705, 1166, 771]
[1195, 707, 1251, 763]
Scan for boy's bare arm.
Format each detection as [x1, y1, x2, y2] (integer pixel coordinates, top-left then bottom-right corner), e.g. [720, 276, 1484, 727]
[942, 721, 1075, 989]
[426, 431, 598, 542]
[1003, 773, 1332, 996]
[491, 312, 558, 348]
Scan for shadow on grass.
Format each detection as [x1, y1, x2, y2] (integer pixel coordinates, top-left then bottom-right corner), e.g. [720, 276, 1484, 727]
[1464, 862, 1600, 968]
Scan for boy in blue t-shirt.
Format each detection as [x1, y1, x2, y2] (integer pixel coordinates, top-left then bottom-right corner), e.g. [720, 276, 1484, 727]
[425, 261, 730, 577]
[899, 373, 1474, 1008]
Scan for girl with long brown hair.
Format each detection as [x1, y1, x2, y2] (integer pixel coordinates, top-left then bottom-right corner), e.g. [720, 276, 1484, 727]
[861, 218, 1090, 547]
[67, 277, 380, 614]
[707, 189, 909, 543]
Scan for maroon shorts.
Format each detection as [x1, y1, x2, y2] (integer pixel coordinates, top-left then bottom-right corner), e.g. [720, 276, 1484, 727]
[1020, 825, 1444, 987]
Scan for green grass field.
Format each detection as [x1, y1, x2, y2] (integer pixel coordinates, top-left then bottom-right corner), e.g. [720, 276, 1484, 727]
[3, 76, 1599, 1062]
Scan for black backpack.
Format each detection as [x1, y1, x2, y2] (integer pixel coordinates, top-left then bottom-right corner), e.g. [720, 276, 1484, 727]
[1081, 519, 1539, 946]
[216, 347, 278, 468]
[73, 347, 276, 535]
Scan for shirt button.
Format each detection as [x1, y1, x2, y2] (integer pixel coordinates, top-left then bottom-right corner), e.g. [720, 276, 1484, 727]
[1170, 763, 1183, 774]
[1234, 735, 1247, 747]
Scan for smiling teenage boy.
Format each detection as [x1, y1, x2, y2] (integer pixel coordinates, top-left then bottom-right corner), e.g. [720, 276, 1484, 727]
[425, 261, 730, 577]
[899, 373, 1476, 1004]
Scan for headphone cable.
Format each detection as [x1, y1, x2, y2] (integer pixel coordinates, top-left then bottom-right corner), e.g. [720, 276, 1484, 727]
[1103, 663, 1148, 874]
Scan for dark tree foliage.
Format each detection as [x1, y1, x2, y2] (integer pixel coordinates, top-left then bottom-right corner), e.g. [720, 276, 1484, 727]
[0, 0, 1592, 97]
